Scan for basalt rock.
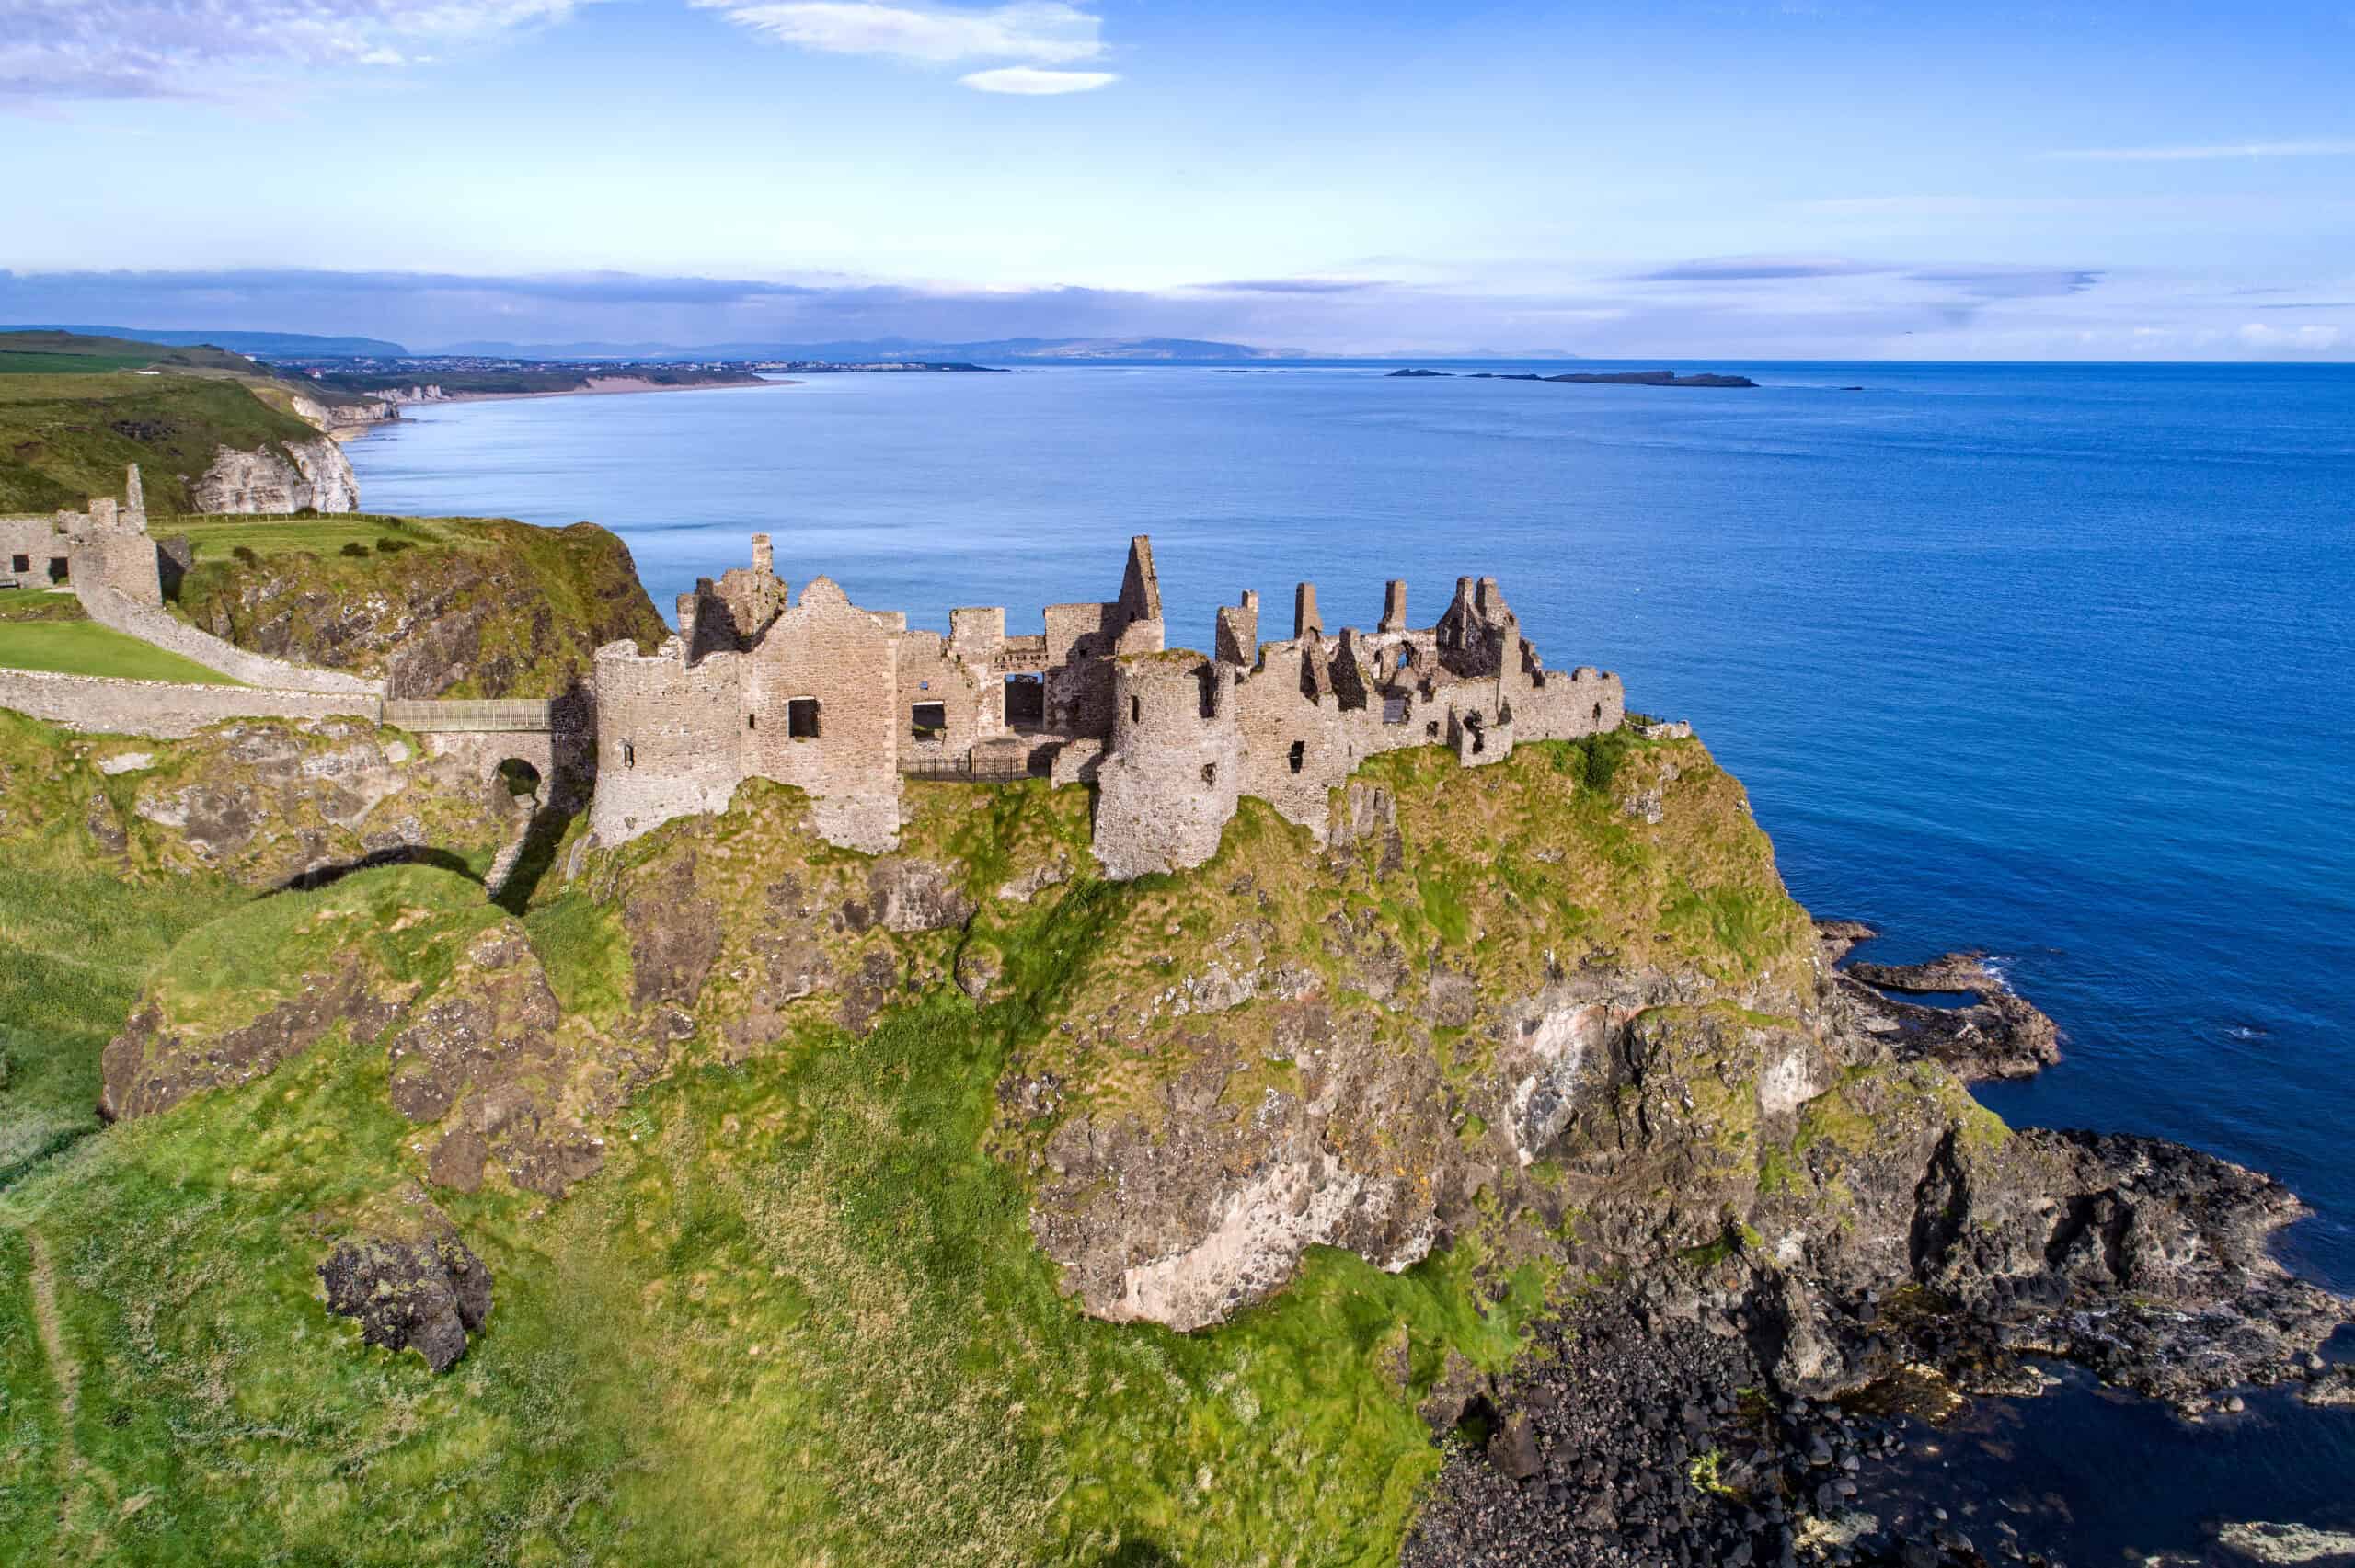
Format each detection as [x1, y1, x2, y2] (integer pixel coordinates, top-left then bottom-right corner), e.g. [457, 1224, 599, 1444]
[319, 1230, 493, 1372]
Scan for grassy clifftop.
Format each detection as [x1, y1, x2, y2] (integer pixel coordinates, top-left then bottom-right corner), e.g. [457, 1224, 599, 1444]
[166, 513, 667, 698]
[0, 372, 328, 515]
[0, 720, 1837, 1564]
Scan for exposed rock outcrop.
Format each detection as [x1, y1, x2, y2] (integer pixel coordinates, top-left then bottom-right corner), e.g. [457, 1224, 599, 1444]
[319, 1230, 493, 1372]
[172, 518, 665, 698]
[190, 437, 359, 514]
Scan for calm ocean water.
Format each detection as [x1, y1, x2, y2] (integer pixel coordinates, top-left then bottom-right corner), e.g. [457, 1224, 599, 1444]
[350, 361, 2355, 1556]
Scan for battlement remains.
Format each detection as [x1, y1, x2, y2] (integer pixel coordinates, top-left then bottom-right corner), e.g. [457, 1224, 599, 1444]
[588, 532, 1626, 878]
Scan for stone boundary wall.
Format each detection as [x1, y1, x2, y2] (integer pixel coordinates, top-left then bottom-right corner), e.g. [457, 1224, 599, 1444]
[79, 586, 384, 697]
[0, 669, 375, 739]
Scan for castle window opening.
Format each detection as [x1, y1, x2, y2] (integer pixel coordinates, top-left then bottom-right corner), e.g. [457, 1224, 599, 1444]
[1288, 739, 1305, 773]
[1592, 701, 1603, 724]
[1425, 719, 1439, 738]
[1201, 762, 1216, 786]
[1005, 674, 1044, 727]
[747, 713, 757, 730]
[47, 557, 67, 583]
[8, 555, 26, 574]
[1384, 694, 1408, 725]
[787, 698, 821, 739]
[622, 741, 636, 769]
[1132, 695, 1142, 725]
[911, 702, 948, 738]
[1395, 647, 1411, 670]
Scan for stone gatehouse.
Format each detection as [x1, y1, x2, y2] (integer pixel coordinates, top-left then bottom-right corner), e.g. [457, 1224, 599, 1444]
[591, 534, 1626, 877]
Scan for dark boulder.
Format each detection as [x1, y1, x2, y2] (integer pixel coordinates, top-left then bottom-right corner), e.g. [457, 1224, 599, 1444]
[319, 1232, 493, 1372]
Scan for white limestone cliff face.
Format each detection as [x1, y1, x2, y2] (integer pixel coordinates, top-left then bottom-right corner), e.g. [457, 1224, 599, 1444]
[190, 439, 361, 514]
[289, 393, 397, 434]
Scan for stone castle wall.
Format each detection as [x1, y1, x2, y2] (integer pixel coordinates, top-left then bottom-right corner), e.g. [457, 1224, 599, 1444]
[79, 585, 384, 696]
[589, 641, 746, 843]
[0, 668, 375, 738]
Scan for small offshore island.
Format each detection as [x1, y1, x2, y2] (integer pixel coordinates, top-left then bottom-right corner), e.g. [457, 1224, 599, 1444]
[0, 352, 2344, 1567]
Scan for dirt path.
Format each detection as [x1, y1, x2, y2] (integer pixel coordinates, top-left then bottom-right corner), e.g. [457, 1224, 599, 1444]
[23, 1229, 80, 1478]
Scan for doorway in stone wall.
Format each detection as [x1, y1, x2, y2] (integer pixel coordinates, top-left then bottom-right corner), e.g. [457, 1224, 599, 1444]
[1005, 674, 1044, 727]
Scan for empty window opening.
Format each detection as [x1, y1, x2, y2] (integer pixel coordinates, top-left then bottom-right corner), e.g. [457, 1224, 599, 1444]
[1384, 694, 1409, 726]
[1288, 739, 1305, 774]
[1131, 695, 1143, 726]
[747, 713, 757, 731]
[8, 554, 26, 574]
[1425, 720, 1439, 738]
[787, 698, 821, 739]
[47, 557, 68, 583]
[622, 741, 636, 769]
[1592, 701, 1603, 724]
[911, 702, 948, 738]
[1395, 647, 1411, 670]
[1005, 674, 1044, 726]
[1200, 762, 1217, 786]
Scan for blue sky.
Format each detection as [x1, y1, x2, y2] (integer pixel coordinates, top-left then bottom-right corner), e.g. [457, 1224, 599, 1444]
[4, 1, 2352, 357]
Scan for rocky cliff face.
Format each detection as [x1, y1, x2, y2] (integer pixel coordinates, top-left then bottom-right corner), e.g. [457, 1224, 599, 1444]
[288, 392, 398, 435]
[190, 437, 361, 514]
[74, 724, 2349, 1566]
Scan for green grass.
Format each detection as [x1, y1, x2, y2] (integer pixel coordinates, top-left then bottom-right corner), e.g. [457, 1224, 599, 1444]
[0, 592, 85, 624]
[0, 859, 1563, 1565]
[163, 513, 472, 556]
[0, 371, 325, 515]
[0, 620, 239, 684]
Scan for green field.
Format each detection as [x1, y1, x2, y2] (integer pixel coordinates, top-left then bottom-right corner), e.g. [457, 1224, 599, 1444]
[0, 620, 238, 683]
[163, 513, 474, 555]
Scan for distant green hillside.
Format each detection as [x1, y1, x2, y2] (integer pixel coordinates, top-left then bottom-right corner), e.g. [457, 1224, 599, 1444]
[0, 330, 260, 379]
[0, 368, 328, 515]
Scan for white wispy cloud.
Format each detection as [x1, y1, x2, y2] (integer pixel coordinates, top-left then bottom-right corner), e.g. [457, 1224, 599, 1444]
[2040, 138, 2355, 162]
[959, 64, 1114, 93]
[693, 1, 1105, 64]
[0, 0, 585, 101]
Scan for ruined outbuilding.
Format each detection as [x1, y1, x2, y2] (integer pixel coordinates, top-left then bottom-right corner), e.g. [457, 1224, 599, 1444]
[592, 535, 1625, 877]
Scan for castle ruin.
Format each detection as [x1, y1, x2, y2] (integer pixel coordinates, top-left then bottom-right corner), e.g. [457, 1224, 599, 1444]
[591, 535, 1626, 878]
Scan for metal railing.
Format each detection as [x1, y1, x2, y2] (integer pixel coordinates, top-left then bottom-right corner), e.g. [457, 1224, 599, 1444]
[899, 752, 1045, 784]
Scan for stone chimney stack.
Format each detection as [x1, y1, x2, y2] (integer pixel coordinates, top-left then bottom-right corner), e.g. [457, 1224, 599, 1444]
[1380, 579, 1407, 633]
[123, 464, 146, 531]
[751, 532, 774, 578]
[1294, 581, 1321, 639]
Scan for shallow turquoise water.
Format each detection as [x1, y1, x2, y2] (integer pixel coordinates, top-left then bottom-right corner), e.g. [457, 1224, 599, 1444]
[350, 360, 2355, 1555]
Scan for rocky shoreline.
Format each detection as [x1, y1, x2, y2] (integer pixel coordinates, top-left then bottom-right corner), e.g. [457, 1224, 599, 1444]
[1403, 919, 2349, 1567]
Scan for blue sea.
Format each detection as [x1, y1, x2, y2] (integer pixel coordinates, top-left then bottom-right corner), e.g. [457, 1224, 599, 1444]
[350, 361, 2355, 1559]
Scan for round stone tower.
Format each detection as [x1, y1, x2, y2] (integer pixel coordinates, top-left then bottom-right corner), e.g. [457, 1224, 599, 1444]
[1092, 654, 1242, 878]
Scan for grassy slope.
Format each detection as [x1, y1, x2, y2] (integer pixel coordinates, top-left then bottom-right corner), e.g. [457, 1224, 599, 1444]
[0, 621, 238, 683]
[0, 732, 1810, 1564]
[0, 372, 326, 515]
[165, 513, 666, 698]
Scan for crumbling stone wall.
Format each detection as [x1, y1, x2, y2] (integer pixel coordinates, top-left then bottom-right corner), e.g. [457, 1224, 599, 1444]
[742, 577, 902, 853]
